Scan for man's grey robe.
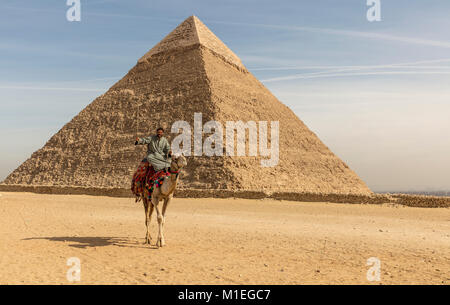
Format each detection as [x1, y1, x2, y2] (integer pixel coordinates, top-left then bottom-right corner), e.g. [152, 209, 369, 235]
[137, 135, 171, 171]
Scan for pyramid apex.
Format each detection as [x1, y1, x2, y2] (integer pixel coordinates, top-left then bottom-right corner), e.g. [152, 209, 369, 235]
[138, 16, 244, 69]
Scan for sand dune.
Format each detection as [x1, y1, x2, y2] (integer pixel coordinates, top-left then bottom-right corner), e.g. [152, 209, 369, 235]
[0, 192, 448, 284]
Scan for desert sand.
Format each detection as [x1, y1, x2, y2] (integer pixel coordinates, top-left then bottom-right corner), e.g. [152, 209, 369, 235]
[0, 191, 448, 285]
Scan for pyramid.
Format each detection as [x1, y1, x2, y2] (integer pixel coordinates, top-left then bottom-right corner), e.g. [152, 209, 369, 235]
[2, 16, 372, 195]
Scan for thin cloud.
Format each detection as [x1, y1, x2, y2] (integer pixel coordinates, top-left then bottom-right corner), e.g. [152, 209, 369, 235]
[85, 0, 119, 5]
[207, 20, 450, 49]
[263, 71, 450, 82]
[4, 7, 449, 49]
[259, 58, 450, 82]
[0, 85, 106, 92]
[42, 77, 121, 84]
[0, 76, 121, 91]
[252, 65, 450, 71]
[84, 11, 179, 22]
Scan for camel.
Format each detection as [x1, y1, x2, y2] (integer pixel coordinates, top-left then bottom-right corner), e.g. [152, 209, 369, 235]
[140, 155, 187, 247]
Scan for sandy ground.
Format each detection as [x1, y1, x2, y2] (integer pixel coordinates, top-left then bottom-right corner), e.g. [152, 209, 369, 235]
[0, 192, 449, 285]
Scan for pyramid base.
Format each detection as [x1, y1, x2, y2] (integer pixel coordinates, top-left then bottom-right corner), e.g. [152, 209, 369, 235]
[1, 184, 448, 207]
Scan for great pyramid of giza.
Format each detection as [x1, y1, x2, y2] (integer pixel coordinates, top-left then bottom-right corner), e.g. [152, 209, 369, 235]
[2, 16, 372, 196]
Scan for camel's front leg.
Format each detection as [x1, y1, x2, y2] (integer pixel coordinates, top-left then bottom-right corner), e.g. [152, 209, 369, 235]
[160, 196, 171, 243]
[143, 197, 153, 244]
[152, 195, 165, 247]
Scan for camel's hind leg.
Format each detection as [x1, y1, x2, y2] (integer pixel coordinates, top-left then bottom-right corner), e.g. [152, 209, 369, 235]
[143, 197, 154, 245]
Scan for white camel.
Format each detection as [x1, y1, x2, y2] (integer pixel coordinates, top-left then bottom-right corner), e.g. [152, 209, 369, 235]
[142, 155, 187, 247]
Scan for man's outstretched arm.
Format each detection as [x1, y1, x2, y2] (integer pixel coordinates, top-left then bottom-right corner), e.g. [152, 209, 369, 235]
[135, 136, 152, 145]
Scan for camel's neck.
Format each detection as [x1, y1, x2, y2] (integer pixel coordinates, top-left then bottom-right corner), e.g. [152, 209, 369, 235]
[161, 170, 180, 196]
[170, 172, 178, 182]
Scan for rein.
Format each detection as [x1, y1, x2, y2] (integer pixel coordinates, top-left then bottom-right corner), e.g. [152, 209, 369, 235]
[168, 167, 179, 177]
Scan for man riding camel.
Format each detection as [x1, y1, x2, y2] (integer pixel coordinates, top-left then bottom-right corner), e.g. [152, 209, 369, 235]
[135, 127, 172, 172]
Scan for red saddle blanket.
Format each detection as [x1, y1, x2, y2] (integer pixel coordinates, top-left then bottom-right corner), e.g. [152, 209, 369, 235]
[131, 160, 153, 196]
[131, 160, 171, 200]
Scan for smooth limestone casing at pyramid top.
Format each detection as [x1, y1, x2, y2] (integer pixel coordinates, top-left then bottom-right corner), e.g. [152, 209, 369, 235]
[2, 16, 372, 195]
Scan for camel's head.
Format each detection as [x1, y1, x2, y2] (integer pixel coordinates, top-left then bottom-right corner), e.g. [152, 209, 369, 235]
[170, 154, 187, 171]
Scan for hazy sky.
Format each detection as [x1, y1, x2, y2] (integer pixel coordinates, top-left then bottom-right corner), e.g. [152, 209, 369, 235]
[1, 0, 449, 192]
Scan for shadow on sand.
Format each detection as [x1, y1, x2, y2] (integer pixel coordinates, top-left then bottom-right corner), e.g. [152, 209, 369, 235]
[22, 236, 159, 249]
